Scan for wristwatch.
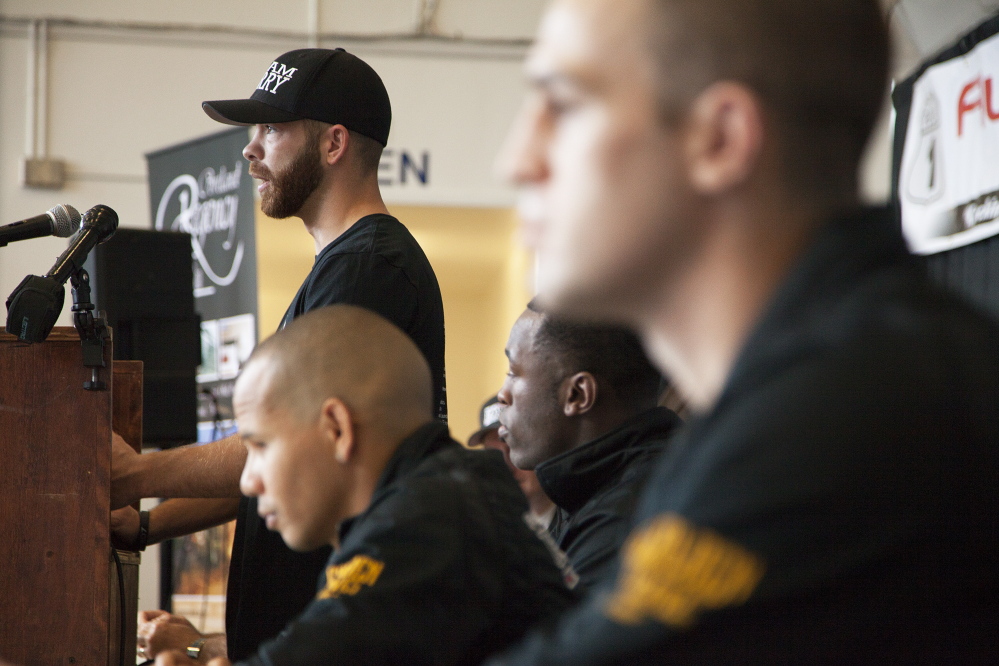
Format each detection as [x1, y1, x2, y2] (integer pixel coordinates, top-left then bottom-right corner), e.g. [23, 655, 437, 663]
[186, 637, 208, 660]
[133, 510, 150, 552]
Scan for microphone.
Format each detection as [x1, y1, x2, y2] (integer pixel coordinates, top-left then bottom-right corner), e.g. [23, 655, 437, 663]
[5, 204, 118, 342]
[45, 204, 118, 284]
[0, 204, 81, 247]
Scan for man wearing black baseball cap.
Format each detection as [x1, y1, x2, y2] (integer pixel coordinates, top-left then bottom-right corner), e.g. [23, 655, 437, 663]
[203, 48, 392, 146]
[111, 48, 448, 662]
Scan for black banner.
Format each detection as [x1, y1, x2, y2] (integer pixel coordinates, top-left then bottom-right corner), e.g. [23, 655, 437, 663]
[147, 127, 258, 440]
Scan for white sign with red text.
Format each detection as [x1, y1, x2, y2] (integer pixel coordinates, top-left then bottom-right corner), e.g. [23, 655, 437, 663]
[899, 29, 999, 254]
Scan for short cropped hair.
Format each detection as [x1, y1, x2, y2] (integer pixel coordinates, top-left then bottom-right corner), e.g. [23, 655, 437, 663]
[349, 130, 384, 176]
[527, 299, 662, 408]
[303, 120, 383, 176]
[645, 0, 889, 200]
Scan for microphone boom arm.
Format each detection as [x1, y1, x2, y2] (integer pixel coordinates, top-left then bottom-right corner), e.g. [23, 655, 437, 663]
[70, 266, 110, 391]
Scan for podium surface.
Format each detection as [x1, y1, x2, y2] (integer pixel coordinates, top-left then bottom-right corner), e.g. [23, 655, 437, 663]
[0, 328, 140, 665]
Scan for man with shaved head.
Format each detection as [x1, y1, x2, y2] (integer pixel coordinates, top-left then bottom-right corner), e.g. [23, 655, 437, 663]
[489, 0, 999, 662]
[154, 305, 573, 666]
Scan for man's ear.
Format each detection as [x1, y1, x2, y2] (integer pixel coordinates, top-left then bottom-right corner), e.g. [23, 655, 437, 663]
[322, 124, 351, 167]
[683, 81, 765, 195]
[563, 372, 598, 417]
[319, 397, 356, 463]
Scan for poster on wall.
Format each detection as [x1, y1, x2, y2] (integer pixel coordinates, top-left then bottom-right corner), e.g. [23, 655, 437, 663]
[147, 126, 257, 627]
[893, 14, 999, 255]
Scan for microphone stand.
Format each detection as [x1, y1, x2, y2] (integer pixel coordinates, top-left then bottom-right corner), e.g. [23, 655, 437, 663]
[70, 266, 110, 391]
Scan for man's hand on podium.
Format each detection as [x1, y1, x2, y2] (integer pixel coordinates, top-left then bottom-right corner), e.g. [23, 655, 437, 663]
[111, 431, 142, 509]
[110, 431, 246, 510]
[110, 505, 140, 550]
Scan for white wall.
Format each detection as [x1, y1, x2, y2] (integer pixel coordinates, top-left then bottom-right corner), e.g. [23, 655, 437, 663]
[891, 0, 999, 62]
[0, 1, 541, 312]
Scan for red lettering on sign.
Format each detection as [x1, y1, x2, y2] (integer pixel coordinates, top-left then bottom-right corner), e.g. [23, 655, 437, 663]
[958, 76, 999, 135]
[959, 78, 982, 136]
[986, 79, 999, 120]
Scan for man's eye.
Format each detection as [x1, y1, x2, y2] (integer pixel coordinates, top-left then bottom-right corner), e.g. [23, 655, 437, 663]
[547, 96, 577, 117]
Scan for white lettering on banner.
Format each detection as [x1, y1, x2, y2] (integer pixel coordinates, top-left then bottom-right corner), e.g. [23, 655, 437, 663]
[899, 27, 999, 255]
[199, 163, 242, 197]
[257, 61, 298, 94]
[960, 192, 999, 229]
[155, 161, 245, 292]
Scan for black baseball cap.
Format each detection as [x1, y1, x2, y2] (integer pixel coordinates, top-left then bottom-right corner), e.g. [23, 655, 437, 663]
[202, 48, 391, 146]
[468, 396, 503, 448]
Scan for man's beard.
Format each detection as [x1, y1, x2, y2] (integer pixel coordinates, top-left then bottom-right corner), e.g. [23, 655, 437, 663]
[256, 140, 324, 219]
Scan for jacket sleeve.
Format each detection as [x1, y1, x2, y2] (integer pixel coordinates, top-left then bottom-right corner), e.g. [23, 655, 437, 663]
[559, 505, 632, 593]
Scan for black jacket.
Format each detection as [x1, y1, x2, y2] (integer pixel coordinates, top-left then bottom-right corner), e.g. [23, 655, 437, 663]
[240, 422, 575, 666]
[488, 207, 999, 664]
[536, 407, 682, 591]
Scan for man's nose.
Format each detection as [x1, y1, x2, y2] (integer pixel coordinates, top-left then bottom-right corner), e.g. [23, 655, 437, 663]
[495, 97, 550, 186]
[496, 381, 512, 407]
[239, 458, 262, 497]
[243, 127, 264, 162]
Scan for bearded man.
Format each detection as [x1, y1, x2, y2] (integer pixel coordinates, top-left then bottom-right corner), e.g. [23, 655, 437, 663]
[111, 48, 447, 662]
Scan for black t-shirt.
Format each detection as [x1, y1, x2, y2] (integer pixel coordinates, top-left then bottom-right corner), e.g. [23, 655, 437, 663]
[226, 213, 447, 660]
[279, 213, 446, 421]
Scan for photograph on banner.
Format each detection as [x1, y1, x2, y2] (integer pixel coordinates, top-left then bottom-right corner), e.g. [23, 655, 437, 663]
[171, 520, 236, 637]
[198, 319, 220, 383]
[147, 126, 259, 628]
[197, 314, 256, 440]
[897, 15, 999, 255]
[198, 314, 256, 384]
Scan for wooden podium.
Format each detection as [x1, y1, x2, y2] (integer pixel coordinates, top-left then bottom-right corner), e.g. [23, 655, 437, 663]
[0, 328, 142, 666]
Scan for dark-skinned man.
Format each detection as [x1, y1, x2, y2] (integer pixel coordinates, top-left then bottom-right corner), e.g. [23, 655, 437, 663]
[497, 300, 681, 593]
[112, 48, 447, 662]
[153, 305, 573, 666]
[469, 396, 558, 530]
[489, 0, 999, 662]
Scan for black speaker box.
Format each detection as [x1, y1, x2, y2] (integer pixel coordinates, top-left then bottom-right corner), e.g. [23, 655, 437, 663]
[85, 229, 201, 446]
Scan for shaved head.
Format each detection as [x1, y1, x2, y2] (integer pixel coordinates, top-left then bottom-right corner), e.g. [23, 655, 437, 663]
[242, 305, 433, 439]
[235, 305, 433, 549]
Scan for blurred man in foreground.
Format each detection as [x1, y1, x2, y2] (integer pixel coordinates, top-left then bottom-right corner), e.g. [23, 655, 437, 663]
[491, 0, 999, 661]
[497, 301, 681, 592]
[155, 305, 573, 665]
